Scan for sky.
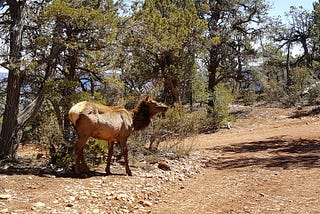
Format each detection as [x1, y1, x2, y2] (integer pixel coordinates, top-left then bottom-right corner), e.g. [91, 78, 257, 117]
[0, 0, 318, 74]
[269, 0, 316, 18]
[268, 0, 316, 55]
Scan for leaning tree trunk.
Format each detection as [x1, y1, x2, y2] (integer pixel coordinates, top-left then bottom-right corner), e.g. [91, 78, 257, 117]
[0, 70, 25, 158]
[0, 0, 27, 159]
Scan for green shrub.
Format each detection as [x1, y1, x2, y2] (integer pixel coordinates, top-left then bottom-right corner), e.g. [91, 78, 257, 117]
[84, 139, 108, 167]
[160, 103, 202, 135]
[49, 143, 73, 169]
[284, 67, 312, 106]
[260, 67, 313, 107]
[192, 71, 209, 104]
[129, 85, 235, 157]
[204, 84, 235, 131]
[127, 103, 203, 158]
[307, 83, 320, 104]
[261, 79, 286, 104]
[35, 114, 74, 169]
[151, 103, 202, 148]
[160, 136, 197, 158]
[240, 87, 259, 105]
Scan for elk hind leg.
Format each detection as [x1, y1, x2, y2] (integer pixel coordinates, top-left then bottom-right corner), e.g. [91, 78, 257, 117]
[120, 139, 132, 176]
[74, 136, 89, 174]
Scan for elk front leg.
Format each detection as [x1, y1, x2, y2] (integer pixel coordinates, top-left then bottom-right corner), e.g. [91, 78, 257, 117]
[105, 141, 114, 175]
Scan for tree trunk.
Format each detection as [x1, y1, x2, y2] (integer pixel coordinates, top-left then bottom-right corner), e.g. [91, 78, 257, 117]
[0, 2, 65, 159]
[208, 49, 220, 108]
[164, 77, 181, 104]
[301, 36, 312, 67]
[0, 70, 25, 158]
[207, 0, 222, 109]
[0, 0, 26, 159]
[286, 41, 292, 88]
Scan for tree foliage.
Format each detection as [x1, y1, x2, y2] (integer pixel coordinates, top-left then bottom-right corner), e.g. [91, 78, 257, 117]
[121, 0, 206, 103]
[195, 0, 270, 108]
[0, 0, 121, 158]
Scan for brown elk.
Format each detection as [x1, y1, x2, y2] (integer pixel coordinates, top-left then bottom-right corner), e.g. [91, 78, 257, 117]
[68, 96, 168, 176]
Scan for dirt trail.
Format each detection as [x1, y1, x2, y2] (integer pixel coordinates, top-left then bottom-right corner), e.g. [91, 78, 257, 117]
[151, 105, 320, 213]
[1, 105, 320, 213]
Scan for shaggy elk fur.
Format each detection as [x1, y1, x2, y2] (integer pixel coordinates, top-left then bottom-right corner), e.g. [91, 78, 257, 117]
[68, 96, 168, 176]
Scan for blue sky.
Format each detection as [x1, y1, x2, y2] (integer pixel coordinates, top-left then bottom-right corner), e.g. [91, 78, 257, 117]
[269, 0, 315, 17]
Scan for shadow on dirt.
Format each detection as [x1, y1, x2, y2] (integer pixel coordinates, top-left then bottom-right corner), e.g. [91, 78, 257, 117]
[230, 109, 252, 118]
[205, 137, 320, 170]
[0, 158, 127, 178]
[289, 106, 320, 119]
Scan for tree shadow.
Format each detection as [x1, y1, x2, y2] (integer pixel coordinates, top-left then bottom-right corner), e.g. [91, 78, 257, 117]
[205, 137, 320, 170]
[230, 109, 252, 118]
[0, 157, 128, 178]
[289, 106, 320, 119]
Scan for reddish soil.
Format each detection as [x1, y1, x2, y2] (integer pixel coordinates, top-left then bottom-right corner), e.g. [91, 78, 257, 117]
[151, 105, 320, 213]
[1, 105, 320, 213]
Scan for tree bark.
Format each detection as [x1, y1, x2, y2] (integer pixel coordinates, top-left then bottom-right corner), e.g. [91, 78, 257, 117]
[286, 41, 292, 88]
[0, 0, 27, 159]
[208, 49, 220, 108]
[164, 77, 181, 104]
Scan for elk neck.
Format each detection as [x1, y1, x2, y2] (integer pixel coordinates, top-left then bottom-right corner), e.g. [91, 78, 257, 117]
[131, 101, 151, 131]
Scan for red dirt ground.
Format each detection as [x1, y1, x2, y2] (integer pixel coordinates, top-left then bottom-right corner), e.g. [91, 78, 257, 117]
[1, 105, 320, 213]
[151, 105, 320, 213]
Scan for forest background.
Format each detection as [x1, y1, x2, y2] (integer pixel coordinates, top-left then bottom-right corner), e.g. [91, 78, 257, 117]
[0, 0, 320, 168]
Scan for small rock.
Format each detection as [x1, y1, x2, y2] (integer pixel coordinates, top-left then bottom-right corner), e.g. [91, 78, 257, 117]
[139, 200, 153, 207]
[92, 208, 100, 214]
[84, 190, 90, 196]
[66, 203, 73, 207]
[0, 194, 12, 200]
[42, 174, 56, 178]
[145, 173, 153, 178]
[158, 162, 171, 171]
[79, 195, 88, 200]
[143, 200, 153, 207]
[1, 208, 8, 213]
[178, 174, 185, 181]
[33, 202, 46, 208]
[68, 196, 76, 202]
[115, 193, 128, 200]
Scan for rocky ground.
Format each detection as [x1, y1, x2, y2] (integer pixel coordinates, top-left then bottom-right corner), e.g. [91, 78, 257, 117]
[0, 151, 203, 213]
[1, 104, 320, 213]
